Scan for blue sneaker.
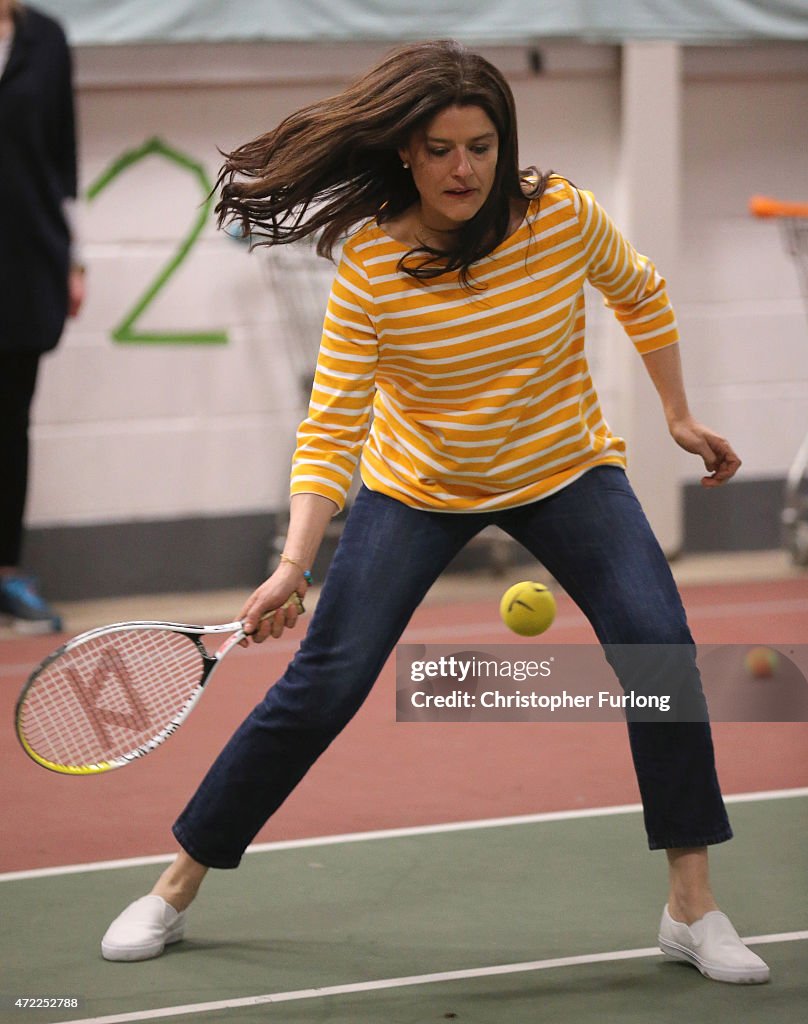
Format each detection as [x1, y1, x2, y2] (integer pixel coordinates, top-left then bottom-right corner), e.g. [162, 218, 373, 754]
[0, 575, 63, 634]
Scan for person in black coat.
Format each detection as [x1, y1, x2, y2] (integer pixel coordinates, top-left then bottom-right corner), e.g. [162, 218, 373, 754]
[0, 0, 85, 631]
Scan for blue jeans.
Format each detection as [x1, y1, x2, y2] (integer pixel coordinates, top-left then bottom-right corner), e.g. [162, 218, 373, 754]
[173, 467, 732, 866]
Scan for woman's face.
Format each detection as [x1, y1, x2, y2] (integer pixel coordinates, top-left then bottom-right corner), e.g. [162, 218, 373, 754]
[399, 104, 499, 232]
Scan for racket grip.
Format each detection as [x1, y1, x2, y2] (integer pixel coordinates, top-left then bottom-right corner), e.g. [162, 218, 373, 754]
[242, 594, 306, 640]
[255, 594, 305, 622]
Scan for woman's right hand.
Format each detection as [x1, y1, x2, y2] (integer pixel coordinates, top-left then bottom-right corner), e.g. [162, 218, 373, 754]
[238, 562, 308, 643]
[238, 492, 334, 643]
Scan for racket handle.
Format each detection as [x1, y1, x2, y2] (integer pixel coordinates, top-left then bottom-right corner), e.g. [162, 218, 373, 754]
[283, 593, 305, 614]
[248, 594, 306, 630]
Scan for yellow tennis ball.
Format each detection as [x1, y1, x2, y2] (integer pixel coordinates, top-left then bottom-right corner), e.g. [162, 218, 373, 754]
[744, 646, 779, 679]
[500, 581, 556, 636]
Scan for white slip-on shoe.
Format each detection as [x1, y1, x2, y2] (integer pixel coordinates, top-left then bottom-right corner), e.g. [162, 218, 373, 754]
[101, 895, 187, 962]
[658, 904, 770, 984]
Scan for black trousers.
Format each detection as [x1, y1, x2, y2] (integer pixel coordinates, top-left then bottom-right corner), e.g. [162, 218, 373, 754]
[0, 352, 41, 567]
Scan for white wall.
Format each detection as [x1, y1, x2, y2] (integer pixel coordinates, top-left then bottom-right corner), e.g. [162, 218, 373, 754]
[28, 41, 808, 538]
[679, 65, 808, 483]
[32, 76, 336, 526]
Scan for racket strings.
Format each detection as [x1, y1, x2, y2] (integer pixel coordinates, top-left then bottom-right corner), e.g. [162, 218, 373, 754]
[18, 629, 207, 768]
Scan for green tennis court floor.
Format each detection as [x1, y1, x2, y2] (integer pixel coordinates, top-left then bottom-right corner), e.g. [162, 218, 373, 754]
[2, 794, 806, 1024]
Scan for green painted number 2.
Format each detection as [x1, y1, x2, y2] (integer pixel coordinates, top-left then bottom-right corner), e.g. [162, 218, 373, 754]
[86, 137, 228, 344]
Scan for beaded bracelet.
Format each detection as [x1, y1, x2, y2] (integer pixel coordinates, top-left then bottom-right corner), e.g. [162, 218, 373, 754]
[280, 554, 313, 585]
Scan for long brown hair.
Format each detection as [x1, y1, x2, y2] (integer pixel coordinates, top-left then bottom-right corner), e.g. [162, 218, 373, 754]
[215, 40, 551, 286]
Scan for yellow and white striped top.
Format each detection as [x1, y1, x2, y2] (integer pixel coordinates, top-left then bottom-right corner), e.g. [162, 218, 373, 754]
[291, 176, 678, 513]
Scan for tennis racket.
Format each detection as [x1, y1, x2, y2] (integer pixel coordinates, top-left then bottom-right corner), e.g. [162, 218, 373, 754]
[15, 596, 304, 776]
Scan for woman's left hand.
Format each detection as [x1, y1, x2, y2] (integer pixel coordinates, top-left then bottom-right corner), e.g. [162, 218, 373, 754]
[68, 265, 86, 317]
[669, 416, 741, 487]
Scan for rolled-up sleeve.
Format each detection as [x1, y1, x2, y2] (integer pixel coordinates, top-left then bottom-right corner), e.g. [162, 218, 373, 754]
[575, 187, 679, 356]
[290, 246, 378, 512]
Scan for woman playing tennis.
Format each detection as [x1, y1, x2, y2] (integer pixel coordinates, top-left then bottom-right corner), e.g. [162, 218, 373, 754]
[102, 40, 768, 984]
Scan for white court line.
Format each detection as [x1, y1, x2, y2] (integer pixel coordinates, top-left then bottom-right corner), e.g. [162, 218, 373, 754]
[47, 931, 808, 1024]
[2, 787, 806, 884]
